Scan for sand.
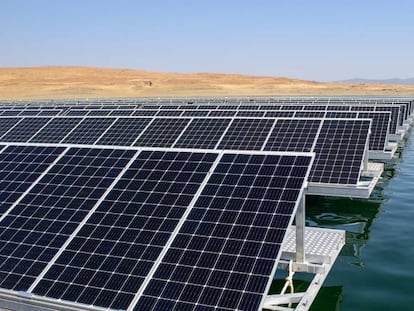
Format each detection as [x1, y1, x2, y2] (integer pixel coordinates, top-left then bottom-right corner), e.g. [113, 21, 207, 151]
[1, 66, 413, 100]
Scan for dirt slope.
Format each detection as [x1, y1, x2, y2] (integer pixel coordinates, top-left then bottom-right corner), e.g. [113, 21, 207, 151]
[1, 66, 413, 100]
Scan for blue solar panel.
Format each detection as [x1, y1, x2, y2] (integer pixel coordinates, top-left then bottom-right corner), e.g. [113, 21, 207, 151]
[264, 119, 321, 152]
[133, 118, 190, 147]
[0, 145, 65, 216]
[33, 150, 218, 310]
[0, 118, 22, 138]
[29, 118, 83, 143]
[0, 147, 136, 291]
[96, 118, 152, 146]
[62, 118, 116, 144]
[0, 117, 51, 142]
[174, 118, 231, 149]
[135, 153, 312, 311]
[310, 119, 370, 184]
[217, 119, 275, 150]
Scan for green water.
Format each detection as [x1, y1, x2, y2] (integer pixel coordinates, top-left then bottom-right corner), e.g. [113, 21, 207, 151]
[304, 129, 414, 310]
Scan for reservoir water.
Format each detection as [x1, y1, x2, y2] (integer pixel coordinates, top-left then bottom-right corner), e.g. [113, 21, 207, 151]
[306, 128, 414, 310]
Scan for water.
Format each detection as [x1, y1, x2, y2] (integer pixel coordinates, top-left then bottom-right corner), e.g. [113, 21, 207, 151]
[305, 129, 414, 310]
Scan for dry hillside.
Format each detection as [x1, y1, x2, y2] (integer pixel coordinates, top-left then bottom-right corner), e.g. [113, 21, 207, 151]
[1, 66, 413, 100]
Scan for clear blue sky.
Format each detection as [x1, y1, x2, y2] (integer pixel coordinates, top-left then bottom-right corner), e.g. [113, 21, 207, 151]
[1, 0, 413, 81]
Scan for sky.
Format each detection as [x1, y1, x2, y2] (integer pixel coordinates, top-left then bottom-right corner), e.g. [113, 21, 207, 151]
[1, 0, 413, 81]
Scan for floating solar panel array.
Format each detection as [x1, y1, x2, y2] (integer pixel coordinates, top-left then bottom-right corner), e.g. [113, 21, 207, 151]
[0, 143, 313, 311]
[0, 115, 374, 196]
[0, 97, 412, 311]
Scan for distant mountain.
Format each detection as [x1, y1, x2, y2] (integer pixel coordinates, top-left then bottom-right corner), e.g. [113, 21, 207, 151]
[338, 78, 414, 85]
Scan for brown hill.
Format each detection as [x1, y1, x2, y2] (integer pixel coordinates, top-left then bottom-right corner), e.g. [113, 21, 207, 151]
[1, 66, 413, 100]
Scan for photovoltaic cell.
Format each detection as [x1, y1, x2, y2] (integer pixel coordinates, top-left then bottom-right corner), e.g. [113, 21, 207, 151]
[217, 119, 275, 150]
[29, 118, 83, 143]
[62, 118, 116, 144]
[135, 153, 312, 311]
[0, 117, 51, 142]
[310, 119, 370, 184]
[96, 118, 152, 146]
[133, 118, 190, 147]
[0, 145, 65, 216]
[0, 147, 136, 291]
[264, 119, 321, 152]
[174, 118, 231, 149]
[33, 150, 218, 310]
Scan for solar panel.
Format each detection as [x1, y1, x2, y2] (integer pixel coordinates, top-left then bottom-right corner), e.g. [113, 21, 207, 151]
[133, 118, 190, 147]
[108, 110, 134, 116]
[264, 111, 295, 118]
[87, 110, 112, 116]
[217, 119, 275, 150]
[310, 119, 370, 184]
[0, 147, 136, 291]
[174, 118, 231, 149]
[33, 150, 218, 310]
[264, 119, 321, 152]
[375, 106, 400, 133]
[0, 118, 22, 138]
[38, 110, 62, 116]
[359, 112, 390, 150]
[19, 110, 41, 116]
[236, 111, 265, 117]
[135, 153, 312, 311]
[29, 118, 83, 143]
[156, 110, 183, 117]
[182, 110, 210, 117]
[132, 110, 158, 116]
[294, 111, 326, 118]
[62, 118, 116, 144]
[0, 145, 65, 216]
[96, 118, 152, 146]
[0, 110, 22, 116]
[65, 110, 89, 116]
[208, 110, 236, 117]
[0, 117, 51, 142]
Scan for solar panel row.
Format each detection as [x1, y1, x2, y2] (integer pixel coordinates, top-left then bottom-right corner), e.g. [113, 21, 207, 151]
[0, 117, 370, 186]
[0, 145, 313, 311]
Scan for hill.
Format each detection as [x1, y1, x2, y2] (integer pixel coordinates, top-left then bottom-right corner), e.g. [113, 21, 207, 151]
[1, 66, 414, 100]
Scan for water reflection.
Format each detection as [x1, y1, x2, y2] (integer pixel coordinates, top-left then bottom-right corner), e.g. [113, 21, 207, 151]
[266, 279, 343, 311]
[305, 163, 395, 263]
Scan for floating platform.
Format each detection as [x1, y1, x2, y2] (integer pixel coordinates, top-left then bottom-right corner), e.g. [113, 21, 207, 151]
[307, 161, 383, 198]
[368, 142, 398, 161]
[264, 226, 345, 311]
